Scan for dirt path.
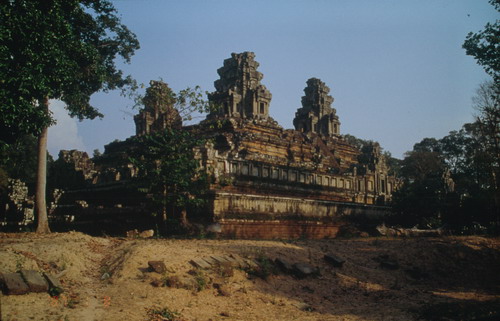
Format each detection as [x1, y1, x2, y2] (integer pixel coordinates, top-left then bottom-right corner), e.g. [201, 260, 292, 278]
[1, 233, 500, 321]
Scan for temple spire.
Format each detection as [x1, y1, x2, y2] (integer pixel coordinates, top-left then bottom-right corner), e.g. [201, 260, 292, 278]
[208, 52, 272, 119]
[293, 78, 340, 137]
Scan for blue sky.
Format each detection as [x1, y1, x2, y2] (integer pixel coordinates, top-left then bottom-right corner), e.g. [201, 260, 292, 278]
[48, 0, 498, 158]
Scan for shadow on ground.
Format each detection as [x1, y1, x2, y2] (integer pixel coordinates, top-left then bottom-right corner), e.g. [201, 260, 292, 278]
[209, 236, 500, 320]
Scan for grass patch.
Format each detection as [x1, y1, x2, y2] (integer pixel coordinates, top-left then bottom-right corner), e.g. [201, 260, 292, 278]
[146, 306, 182, 321]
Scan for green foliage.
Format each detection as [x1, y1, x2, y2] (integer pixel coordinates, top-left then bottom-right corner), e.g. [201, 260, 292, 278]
[147, 307, 181, 321]
[177, 86, 219, 122]
[463, 0, 500, 83]
[0, 167, 8, 195]
[218, 174, 234, 186]
[0, 134, 44, 188]
[343, 134, 401, 176]
[245, 253, 276, 280]
[342, 134, 375, 151]
[390, 1, 500, 231]
[129, 128, 209, 224]
[392, 83, 500, 230]
[0, 0, 140, 142]
[391, 137, 462, 227]
[48, 286, 64, 298]
[400, 151, 445, 182]
[141, 80, 177, 112]
[133, 79, 219, 123]
[384, 151, 402, 176]
[193, 269, 209, 292]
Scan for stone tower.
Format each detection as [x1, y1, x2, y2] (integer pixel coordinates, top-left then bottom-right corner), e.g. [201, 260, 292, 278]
[293, 78, 340, 137]
[134, 80, 182, 136]
[208, 52, 272, 119]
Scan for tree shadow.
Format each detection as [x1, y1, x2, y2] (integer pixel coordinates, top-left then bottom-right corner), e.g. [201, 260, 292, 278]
[209, 236, 500, 320]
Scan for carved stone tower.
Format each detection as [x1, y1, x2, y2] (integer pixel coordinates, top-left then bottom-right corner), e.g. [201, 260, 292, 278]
[208, 52, 272, 119]
[134, 80, 182, 136]
[293, 78, 340, 137]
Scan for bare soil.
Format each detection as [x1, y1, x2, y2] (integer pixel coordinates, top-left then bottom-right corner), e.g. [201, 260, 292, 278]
[1, 232, 499, 321]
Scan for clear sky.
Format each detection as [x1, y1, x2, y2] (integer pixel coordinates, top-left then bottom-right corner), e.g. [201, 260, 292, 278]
[47, 0, 498, 159]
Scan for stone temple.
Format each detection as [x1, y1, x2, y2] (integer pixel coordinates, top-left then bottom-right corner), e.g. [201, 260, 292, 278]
[51, 52, 398, 238]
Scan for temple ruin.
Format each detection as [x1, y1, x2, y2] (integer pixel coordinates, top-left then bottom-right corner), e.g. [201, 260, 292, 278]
[44, 52, 398, 238]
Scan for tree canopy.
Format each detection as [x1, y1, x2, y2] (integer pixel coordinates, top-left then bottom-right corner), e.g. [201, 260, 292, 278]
[0, 0, 139, 233]
[392, 85, 500, 232]
[0, 0, 140, 143]
[130, 129, 209, 234]
[463, 0, 500, 83]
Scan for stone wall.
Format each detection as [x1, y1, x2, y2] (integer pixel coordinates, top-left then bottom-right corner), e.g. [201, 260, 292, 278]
[210, 191, 390, 238]
[212, 191, 390, 220]
[218, 220, 341, 239]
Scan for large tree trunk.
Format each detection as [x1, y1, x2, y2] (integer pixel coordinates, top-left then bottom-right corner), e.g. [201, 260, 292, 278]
[35, 98, 51, 233]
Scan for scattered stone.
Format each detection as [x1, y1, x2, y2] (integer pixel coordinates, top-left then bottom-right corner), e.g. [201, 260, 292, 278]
[166, 275, 197, 291]
[376, 224, 443, 237]
[324, 254, 345, 267]
[221, 255, 239, 267]
[244, 258, 259, 269]
[202, 256, 218, 266]
[148, 261, 167, 274]
[190, 258, 211, 270]
[211, 256, 230, 265]
[139, 229, 154, 238]
[20, 270, 48, 293]
[43, 273, 63, 292]
[127, 229, 155, 238]
[165, 275, 181, 288]
[228, 255, 249, 269]
[1, 272, 30, 295]
[220, 311, 230, 317]
[126, 229, 139, 238]
[275, 258, 293, 273]
[54, 269, 68, 279]
[213, 283, 231, 297]
[292, 263, 319, 278]
[380, 260, 399, 270]
[150, 278, 163, 287]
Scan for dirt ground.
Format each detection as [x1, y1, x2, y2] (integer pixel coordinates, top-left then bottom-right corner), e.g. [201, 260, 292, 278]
[0, 232, 499, 321]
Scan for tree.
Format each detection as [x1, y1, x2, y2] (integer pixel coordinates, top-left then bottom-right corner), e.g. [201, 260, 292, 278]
[413, 138, 441, 153]
[463, 0, 500, 228]
[471, 81, 500, 222]
[463, 0, 500, 83]
[0, 0, 139, 232]
[391, 149, 451, 227]
[0, 134, 41, 189]
[129, 81, 217, 234]
[342, 134, 374, 151]
[130, 129, 209, 234]
[134, 79, 214, 123]
[343, 134, 401, 176]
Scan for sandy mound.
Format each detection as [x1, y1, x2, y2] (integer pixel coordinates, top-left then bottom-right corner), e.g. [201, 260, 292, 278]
[0, 233, 499, 321]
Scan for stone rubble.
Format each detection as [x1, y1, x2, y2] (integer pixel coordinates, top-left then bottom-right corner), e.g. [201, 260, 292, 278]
[324, 253, 345, 267]
[0, 270, 62, 295]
